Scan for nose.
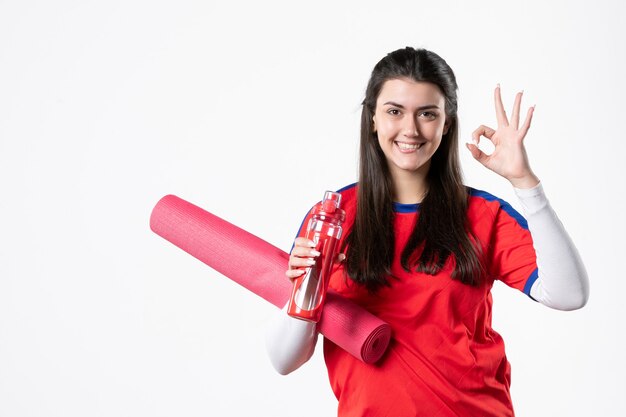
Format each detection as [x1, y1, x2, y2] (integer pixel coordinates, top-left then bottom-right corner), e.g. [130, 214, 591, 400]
[403, 117, 419, 138]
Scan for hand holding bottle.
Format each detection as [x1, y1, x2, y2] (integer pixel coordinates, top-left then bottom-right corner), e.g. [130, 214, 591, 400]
[286, 191, 346, 322]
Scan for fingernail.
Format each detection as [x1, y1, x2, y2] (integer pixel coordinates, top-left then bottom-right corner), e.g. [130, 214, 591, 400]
[310, 250, 321, 257]
[497, 83, 500, 88]
[307, 240, 316, 247]
[306, 259, 316, 265]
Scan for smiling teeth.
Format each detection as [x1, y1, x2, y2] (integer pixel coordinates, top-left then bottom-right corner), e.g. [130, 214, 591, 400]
[397, 142, 422, 150]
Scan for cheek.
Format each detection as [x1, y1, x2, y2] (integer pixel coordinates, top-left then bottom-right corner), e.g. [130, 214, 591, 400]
[377, 135, 388, 151]
[377, 135, 394, 157]
[432, 134, 445, 154]
[425, 122, 447, 140]
[376, 119, 397, 139]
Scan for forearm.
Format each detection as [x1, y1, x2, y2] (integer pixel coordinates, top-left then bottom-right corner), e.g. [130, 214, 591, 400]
[265, 303, 318, 375]
[515, 183, 590, 310]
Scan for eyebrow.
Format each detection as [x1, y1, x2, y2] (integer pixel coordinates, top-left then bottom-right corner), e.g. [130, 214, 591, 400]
[383, 101, 441, 110]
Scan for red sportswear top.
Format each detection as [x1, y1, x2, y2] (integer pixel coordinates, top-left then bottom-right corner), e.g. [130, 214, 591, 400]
[295, 183, 538, 417]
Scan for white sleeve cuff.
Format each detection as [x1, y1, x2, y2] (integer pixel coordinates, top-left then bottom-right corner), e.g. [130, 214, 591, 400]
[514, 182, 548, 215]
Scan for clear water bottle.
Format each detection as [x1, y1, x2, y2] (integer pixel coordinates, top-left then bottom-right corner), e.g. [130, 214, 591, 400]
[287, 191, 345, 322]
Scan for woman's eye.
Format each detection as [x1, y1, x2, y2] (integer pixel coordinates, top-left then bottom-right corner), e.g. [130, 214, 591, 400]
[421, 111, 437, 119]
[387, 109, 400, 116]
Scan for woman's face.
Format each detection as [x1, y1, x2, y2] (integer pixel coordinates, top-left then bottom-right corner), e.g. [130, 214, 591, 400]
[373, 78, 449, 179]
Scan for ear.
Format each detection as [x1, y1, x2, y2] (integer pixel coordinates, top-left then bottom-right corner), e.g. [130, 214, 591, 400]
[372, 115, 377, 132]
[443, 121, 450, 135]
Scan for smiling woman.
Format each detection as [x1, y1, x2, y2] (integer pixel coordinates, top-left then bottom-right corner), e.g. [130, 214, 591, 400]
[373, 79, 447, 192]
[266, 46, 589, 417]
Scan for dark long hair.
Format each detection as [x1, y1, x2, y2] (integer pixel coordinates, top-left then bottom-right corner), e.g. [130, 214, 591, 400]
[342, 47, 484, 293]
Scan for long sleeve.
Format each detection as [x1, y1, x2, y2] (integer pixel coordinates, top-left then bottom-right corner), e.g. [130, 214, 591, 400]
[514, 183, 590, 310]
[265, 304, 318, 375]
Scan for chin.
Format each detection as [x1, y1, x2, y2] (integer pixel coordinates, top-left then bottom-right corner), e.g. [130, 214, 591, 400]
[388, 156, 431, 174]
[396, 162, 427, 173]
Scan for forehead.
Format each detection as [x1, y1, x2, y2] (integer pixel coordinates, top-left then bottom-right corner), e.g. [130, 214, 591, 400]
[376, 78, 445, 107]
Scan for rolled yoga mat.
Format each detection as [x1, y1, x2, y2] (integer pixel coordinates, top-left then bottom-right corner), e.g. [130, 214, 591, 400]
[150, 194, 391, 364]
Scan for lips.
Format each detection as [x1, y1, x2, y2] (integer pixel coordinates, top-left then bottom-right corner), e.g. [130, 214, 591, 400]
[395, 141, 424, 151]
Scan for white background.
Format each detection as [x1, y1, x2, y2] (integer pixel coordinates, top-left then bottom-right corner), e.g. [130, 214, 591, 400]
[1, 0, 625, 416]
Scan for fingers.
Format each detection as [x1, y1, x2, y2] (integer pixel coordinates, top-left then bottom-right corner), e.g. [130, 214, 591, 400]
[286, 238, 316, 278]
[294, 237, 316, 248]
[286, 268, 306, 279]
[286, 238, 346, 280]
[286, 246, 315, 279]
[471, 125, 496, 145]
[494, 84, 508, 128]
[469, 125, 494, 168]
[465, 142, 489, 165]
[519, 105, 535, 139]
[511, 91, 523, 130]
[289, 241, 320, 269]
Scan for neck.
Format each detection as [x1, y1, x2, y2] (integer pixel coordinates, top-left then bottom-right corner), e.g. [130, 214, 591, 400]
[389, 165, 430, 204]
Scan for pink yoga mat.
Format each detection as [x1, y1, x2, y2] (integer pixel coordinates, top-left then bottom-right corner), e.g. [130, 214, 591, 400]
[150, 194, 391, 364]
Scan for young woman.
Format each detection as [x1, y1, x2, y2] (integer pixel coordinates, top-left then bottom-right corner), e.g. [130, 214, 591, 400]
[266, 47, 589, 416]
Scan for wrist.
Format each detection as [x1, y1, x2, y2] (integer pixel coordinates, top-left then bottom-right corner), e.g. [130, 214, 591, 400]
[508, 173, 540, 189]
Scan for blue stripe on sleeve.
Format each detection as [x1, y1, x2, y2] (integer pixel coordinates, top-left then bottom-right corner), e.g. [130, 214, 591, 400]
[469, 188, 529, 230]
[336, 182, 357, 193]
[523, 268, 539, 301]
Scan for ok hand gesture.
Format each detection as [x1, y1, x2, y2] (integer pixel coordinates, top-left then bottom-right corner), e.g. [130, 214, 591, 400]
[466, 85, 540, 189]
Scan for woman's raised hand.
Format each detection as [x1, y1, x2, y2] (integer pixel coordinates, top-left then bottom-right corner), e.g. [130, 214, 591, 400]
[466, 85, 540, 189]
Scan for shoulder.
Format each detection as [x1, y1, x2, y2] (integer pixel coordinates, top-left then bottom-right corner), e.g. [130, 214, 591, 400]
[334, 182, 358, 221]
[335, 182, 358, 198]
[305, 182, 358, 211]
[467, 187, 528, 230]
[301, 183, 357, 213]
[295, 182, 358, 233]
